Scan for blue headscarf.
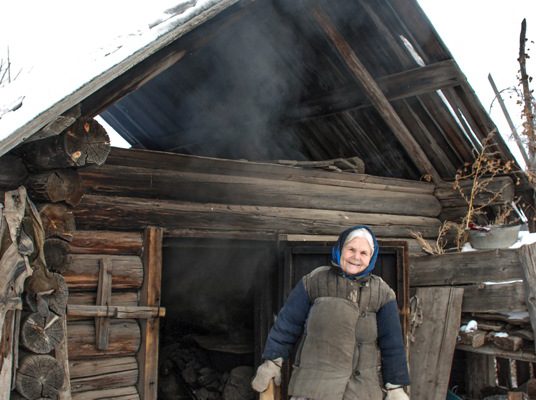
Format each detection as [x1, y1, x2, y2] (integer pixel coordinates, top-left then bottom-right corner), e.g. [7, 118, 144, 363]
[331, 225, 379, 279]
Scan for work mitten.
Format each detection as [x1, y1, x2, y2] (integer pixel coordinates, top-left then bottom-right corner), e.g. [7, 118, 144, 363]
[251, 357, 283, 392]
[385, 383, 409, 400]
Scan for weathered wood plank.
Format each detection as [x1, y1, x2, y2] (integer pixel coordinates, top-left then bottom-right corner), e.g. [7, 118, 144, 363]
[63, 254, 143, 290]
[67, 305, 165, 319]
[137, 227, 163, 400]
[56, 315, 72, 400]
[457, 344, 536, 363]
[410, 248, 523, 286]
[462, 282, 526, 313]
[68, 291, 139, 308]
[79, 164, 441, 217]
[74, 194, 442, 238]
[96, 257, 112, 350]
[519, 243, 536, 352]
[410, 287, 464, 400]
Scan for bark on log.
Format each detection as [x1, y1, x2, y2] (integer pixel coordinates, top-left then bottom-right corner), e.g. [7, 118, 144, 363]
[67, 320, 141, 359]
[69, 231, 143, 255]
[62, 255, 143, 290]
[67, 305, 164, 319]
[44, 238, 71, 273]
[69, 357, 138, 393]
[106, 147, 435, 194]
[26, 169, 84, 206]
[15, 354, 65, 400]
[79, 164, 441, 217]
[74, 194, 442, 238]
[38, 204, 76, 241]
[20, 118, 110, 170]
[0, 154, 28, 190]
[21, 312, 64, 354]
[71, 386, 139, 400]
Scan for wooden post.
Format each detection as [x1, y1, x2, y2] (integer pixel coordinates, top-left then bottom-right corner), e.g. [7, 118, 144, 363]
[409, 287, 464, 400]
[519, 243, 536, 353]
[95, 257, 112, 350]
[136, 227, 163, 400]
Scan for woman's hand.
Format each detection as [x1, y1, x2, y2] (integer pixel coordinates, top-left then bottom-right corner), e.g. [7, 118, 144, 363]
[251, 358, 283, 392]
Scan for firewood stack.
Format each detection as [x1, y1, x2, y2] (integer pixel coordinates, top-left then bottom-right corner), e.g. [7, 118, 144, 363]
[0, 117, 112, 400]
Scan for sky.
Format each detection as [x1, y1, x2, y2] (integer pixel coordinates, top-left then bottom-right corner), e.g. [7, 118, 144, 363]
[417, 0, 536, 168]
[1, 1, 535, 163]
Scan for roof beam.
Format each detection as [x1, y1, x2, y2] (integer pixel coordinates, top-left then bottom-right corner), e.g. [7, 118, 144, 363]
[288, 59, 461, 121]
[312, 7, 442, 183]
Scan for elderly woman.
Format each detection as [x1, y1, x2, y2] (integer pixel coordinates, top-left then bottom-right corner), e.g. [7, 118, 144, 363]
[252, 225, 410, 400]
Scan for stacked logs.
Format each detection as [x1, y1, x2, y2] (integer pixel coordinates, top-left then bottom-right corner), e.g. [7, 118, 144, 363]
[0, 117, 111, 400]
[65, 230, 144, 400]
[75, 147, 442, 252]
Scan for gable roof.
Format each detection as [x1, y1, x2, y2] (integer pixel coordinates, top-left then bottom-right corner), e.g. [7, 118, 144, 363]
[0, 0, 516, 182]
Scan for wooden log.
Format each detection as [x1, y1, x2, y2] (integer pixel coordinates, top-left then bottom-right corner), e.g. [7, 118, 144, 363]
[69, 357, 138, 393]
[457, 343, 536, 363]
[435, 176, 515, 208]
[21, 313, 64, 354]
[67, 320, 140, 359]
[44, 238, 71, 273]
[25, 272, 69, 317]
[0, 154, 28, 190]
[20, 118, 110, 170]
[0, 310, 16, 400]
[63, 255, 143, 290]
[410, 247, 524, 287]
[67, 305, 165, 319]
[410, 287, 464, 400]
[26, 169, 84, 206]
[15, 354, 65, 400]
[106, 147, 435, 195]
[69, 231, 143, 256]
[79, 164, 441, 217]
[38, 203, 76, 241]
[74, 194, 442, 238]
[71, 385, 139, 400]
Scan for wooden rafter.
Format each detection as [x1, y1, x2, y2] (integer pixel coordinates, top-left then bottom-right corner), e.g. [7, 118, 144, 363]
[312, 7, 442, 183]
[288, 60, 461, 121]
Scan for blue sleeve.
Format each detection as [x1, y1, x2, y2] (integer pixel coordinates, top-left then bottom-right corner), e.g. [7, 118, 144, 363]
[262, 280, 311, 360]
[377, 300, 410, 385]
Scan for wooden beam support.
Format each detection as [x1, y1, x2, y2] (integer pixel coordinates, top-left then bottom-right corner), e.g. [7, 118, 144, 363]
[137, 227, 163, 400]
[288, 60, 460, 121]
[312, 7, 442, 183]
[95, 257, 112, 350]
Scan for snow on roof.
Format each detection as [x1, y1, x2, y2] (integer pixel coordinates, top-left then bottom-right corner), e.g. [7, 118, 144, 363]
[0, 0, 237, 157]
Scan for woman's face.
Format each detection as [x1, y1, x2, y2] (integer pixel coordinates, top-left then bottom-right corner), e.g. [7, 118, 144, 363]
[340, 237, 372, 275]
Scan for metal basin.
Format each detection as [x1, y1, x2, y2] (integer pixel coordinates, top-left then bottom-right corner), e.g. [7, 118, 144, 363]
[468, 224, 521, 249]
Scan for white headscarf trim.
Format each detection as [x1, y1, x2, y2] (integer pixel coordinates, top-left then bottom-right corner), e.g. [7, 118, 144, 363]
[344, 228, 374, 253]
